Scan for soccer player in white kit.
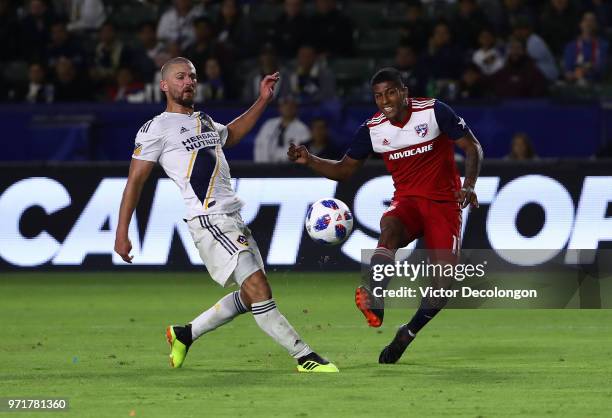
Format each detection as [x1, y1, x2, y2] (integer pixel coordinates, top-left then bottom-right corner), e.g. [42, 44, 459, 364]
[114, 57, 338, 373]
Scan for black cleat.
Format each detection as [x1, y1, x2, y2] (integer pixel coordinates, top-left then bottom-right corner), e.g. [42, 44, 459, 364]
[355, 286, 384, 327]
[297, 352, 339, 373]
[298, 352, 329, 366]
[378, 324, 415, 364]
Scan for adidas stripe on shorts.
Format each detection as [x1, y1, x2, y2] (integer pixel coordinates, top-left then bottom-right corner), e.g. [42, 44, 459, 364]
[186, 211, 265, 287]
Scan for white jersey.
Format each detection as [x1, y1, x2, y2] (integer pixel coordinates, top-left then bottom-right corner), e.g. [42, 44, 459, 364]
[132, 111, 242, 219]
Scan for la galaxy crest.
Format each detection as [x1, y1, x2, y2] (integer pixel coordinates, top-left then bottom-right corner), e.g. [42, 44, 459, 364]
[415, 123, 428, 138]
[237, 235, 249, 246]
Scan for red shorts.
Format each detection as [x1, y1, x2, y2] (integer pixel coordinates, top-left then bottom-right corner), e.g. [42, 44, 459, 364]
[383, 196, 462, 252]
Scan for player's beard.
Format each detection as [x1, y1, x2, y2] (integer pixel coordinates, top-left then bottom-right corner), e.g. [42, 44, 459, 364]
[172, 90, 195, 107]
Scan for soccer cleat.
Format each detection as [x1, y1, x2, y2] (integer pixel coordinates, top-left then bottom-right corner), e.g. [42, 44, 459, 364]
[355, 286, 384, 327]
[297, 352, 339, 373]
[378, 324, 415, 364]
[165, 325, 191, 368]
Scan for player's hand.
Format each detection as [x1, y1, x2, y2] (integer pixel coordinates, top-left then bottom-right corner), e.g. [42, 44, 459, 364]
[114, 236, 134, 264]
[259, 72, 280, 103]
[456, 185, 479, 209]
[287, 142, 310, 164]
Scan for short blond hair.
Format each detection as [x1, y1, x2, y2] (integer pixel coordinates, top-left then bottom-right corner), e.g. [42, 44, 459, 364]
[160, 57, 194, 80]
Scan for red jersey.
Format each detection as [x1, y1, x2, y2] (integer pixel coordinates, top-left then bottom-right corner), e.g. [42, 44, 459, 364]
[346, 98, 470, 202]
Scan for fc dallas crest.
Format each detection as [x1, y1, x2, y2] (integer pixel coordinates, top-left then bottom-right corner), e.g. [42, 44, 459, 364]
[415, 123, 428, 138]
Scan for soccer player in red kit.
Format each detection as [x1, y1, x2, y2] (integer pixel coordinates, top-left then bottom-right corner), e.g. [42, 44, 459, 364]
[288, 68, 483, 364]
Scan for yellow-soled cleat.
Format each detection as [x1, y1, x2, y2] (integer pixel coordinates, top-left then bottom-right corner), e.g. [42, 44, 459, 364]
[166, 325, 190, 368]
[297, 352, 339, 373]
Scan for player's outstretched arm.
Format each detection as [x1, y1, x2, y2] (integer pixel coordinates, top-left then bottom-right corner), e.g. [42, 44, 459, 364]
[114, 159, 156, 263]
[225, 72, 280, 147]
[287, 143, 364, 182]
[455, 132, 483, 209]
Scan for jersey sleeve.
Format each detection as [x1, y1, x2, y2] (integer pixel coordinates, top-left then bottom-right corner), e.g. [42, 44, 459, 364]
[434, 100, 471, 140]
[213, 121, 229, 146]
[132, 120, 163, 162]
[345, 123, 373, 160]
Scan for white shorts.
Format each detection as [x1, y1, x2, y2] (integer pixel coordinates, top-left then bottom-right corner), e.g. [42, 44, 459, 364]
[186, 212, 265, 287]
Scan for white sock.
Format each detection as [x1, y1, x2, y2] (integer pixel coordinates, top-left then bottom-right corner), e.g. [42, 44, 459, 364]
[251, 299, 312, 359]
[190, 291, 248, 340]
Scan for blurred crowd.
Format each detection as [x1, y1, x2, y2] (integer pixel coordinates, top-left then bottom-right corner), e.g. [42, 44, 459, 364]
[0, 0, 610, 105]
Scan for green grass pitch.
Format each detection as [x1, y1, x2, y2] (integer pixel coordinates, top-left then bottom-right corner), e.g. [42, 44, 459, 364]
[2, 272, 612, 417]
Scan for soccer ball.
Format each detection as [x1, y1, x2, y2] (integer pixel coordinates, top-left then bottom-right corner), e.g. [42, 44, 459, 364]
[305, 198, 354, 245]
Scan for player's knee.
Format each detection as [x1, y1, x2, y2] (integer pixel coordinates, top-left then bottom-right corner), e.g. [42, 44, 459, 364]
[379, 218, 405, 249]
[240, 271, 272, 307]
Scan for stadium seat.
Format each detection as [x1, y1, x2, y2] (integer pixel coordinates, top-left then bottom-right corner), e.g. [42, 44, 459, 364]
[343, 2, 385, 29]
[383, 2, 408, 25]
[331, 58, 375, 81]
[109, 2, 158, 31]
[600, 84, 612, 99]
[3, 61, 29, 84]
[248, 2, 281, 25]
[330, 57, 375, 97]
[356, 29, 401, 58]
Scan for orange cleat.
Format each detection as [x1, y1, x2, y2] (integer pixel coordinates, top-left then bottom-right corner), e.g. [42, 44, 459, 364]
[355, 286, 384, 327]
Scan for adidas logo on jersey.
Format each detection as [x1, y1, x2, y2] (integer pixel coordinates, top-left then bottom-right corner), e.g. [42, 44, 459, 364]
[180, 127, 189, 134]
[382, 138, 390, 145]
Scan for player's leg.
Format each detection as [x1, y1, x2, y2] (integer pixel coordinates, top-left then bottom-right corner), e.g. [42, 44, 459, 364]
[379, 199, 461, 364]
[356, 199, 421, 327]
[239, 266, 338, 372]
[406, 200, 461, 337]
[166, 215, 253, 368]
[166, 288, 249, 366]
[375, 215, 411, 290]
[355, 216, 405, 327]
